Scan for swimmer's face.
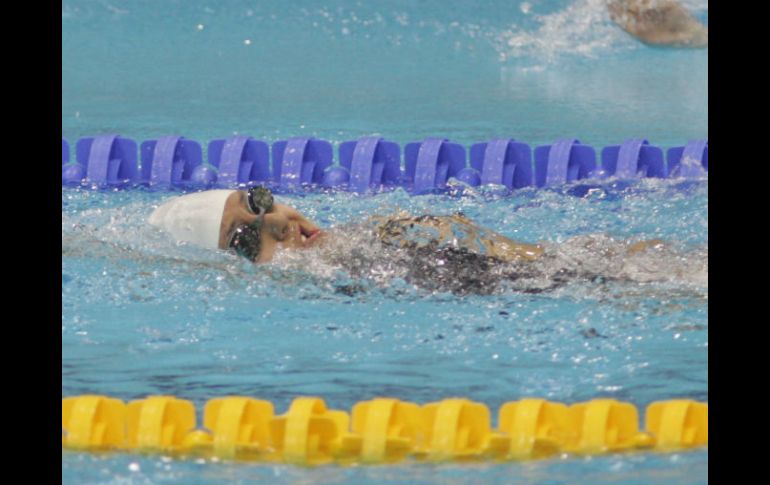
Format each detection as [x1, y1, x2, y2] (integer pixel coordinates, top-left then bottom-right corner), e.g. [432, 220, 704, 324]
[218, 190, 322, 263]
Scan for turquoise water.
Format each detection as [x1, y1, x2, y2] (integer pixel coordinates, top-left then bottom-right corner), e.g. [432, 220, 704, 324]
[62, 0, 707, 148]
[62, 0, 708, 483]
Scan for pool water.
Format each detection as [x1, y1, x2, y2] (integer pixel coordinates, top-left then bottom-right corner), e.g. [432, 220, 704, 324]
[62, 0, 708, 483]
[62, 0, 707, 148]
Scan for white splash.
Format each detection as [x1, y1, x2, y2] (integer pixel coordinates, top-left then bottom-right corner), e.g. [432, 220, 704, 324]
[497, 0, 632, 62]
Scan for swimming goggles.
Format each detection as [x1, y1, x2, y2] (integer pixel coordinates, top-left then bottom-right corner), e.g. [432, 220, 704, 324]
[246, 186, 274, 216]
[227, 186, 275, 261]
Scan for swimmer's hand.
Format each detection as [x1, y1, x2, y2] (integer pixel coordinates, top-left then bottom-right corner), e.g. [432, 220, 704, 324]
[608, 0, 708, 48]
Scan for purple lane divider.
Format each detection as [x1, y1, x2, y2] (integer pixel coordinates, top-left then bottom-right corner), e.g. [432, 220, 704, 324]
[534, 139, 596, 187]
[208, 135, 270, 186]
[601, 139, 666, 178]
[335, 136, 402, 192]
[140, 136, 203, 185]
[468, 139, 533, 189]
[667, 140, 708, 178]
[61, 135, 709, 190]
[404, 138, 465, 193]
[273, 137, 333, 187]
[74, 135, 139, 185]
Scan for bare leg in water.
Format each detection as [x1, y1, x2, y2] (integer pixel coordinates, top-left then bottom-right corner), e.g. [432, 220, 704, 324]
[607, 0, 708, 48]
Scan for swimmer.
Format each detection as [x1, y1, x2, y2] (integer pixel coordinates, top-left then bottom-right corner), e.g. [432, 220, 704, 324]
[149, 188, 704, 294]
[607, 0, 708, 48]
[147, 187, 549, 264]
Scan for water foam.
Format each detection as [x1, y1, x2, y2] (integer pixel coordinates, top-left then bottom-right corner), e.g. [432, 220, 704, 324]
[495, 0, 632, 62]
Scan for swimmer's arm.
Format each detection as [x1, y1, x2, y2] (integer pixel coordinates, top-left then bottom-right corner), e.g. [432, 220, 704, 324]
[626, 238, 665, 255]
[491, 239, 545, 262]
[482, 228, 544, 262]
[450, 214, 544, 262]
[273, 203, 322, 235]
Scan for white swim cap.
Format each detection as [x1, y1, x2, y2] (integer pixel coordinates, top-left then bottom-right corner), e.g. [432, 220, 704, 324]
[148, 190, 235, 249]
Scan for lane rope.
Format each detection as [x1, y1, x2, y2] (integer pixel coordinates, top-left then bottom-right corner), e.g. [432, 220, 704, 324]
[62, 395, 708, 465]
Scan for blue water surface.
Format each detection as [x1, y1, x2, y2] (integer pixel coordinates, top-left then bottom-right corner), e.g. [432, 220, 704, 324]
[62, 0, 708, 483]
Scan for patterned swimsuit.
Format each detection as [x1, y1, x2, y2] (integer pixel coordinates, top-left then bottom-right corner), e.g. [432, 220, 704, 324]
[361, 214, 550, 294]
[370, 214, 542, 263]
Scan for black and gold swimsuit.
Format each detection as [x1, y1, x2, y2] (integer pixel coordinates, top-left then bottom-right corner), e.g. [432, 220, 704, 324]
[370, 213, 543, 263]
[360, 214, 551, 294]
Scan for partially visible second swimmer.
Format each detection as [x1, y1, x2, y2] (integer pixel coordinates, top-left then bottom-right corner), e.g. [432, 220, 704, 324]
[607, 0, 708, 48]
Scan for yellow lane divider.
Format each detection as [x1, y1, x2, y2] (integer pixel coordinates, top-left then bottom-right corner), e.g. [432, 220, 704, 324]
[62, 395, 708, 465]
